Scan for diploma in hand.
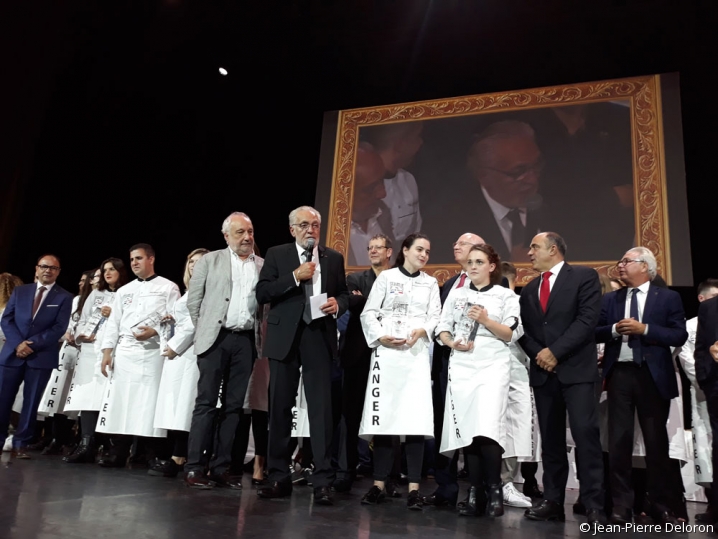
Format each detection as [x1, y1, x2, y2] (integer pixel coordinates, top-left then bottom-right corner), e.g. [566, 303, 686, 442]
[131, 311, 164, 337]
[82, 308, 104, 338]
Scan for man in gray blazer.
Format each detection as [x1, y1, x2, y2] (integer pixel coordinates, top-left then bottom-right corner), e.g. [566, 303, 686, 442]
[184, 212, 264, 489]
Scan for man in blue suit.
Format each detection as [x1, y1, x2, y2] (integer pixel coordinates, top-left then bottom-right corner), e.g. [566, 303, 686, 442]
[596, 247, 687, 524]
[0, 255, 73, 458]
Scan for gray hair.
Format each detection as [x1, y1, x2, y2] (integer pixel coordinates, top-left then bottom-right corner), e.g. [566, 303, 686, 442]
[628, 247, 657, 279]
[221, 212, 251, 234]
[468, 120, 536, 168]
[288, 206, 322, 226]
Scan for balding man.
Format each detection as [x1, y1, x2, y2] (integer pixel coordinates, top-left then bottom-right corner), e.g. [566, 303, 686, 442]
[348, 144, 396, 266]
[424, 232, 484, 507]
[0, 255, 73, 458]
[430, 121, 546, 263]
[184, 212, 264, 489]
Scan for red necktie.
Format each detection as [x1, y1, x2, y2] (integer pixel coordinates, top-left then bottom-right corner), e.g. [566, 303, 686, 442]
[457, 273, 467, 288]
[539, 272, 552, 313]
[32, 286, 47, 317]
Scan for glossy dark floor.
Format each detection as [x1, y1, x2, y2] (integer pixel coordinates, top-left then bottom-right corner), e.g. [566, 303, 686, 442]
[0, 452, 710, 539]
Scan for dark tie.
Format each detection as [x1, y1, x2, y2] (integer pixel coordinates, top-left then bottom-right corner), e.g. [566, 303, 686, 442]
[539, 271, 552, 313]
[302, 250, 313, 324]
[507, 209, 525, 248]
[457, 273, 467, 288]
[627, 288, 642, 365]
[32, 286, 47, 318]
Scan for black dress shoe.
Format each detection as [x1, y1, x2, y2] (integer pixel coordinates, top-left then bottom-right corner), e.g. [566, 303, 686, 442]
[148, 459, 182, 478]
[313, 486, 333, 505]
[27, 439, 51, 451]
[185, 470, 215, 489]
[586, 508, 603, 525]
[251, 477, 268, 487]
[423, 491, 456, 507]
[524, 500, 565, 521]
[459, 486, 486, 517]
[97, 453, 126, 468]
[609, 506, 632, 524]
[41, 439, 64, 455]
[696, 511, 717, 524]
[653, 510, 678, 525]
[486, 484, 504, 517]
[361, 486, 386, 505]
[64, 435, 97, 464]
[407, 490, 423, 511]
[573, 500, 587, 515]
[385, 481, 402, 498]
[209, 471, 242, 489]
[523, 482, 544, 499]
[331, 479, 352, 493]
[457, 491, 470, 510]
[258, 481, 293, 499]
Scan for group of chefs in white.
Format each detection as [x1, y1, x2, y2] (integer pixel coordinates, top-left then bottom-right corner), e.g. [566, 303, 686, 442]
[1, 205, 712, 524]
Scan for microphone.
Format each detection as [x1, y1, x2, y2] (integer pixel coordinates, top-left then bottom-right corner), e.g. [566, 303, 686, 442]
[305, 238, 315, 262]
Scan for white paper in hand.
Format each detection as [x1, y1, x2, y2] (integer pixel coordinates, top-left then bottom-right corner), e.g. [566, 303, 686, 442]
[310, 293, 328, 320]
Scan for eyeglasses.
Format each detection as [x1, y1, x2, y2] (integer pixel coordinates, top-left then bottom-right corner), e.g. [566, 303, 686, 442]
[481, 159, 545, 182]
[292, 222, 321, 231]
[616, 258, 644, 267]
[367, 246, 388, 252]
[37, 264, 60, 272]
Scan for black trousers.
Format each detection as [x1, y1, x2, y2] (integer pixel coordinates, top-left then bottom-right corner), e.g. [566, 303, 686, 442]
[431, 356, 459, 499]
[705, 380, 718, 517]
[231, 410, 268, 473]
[374, 435, 424, 484]
[608, 362, 683, 513]
[534, 374, 604, 508]
[337, 358, 370, 482]
[267, 320, 335, 488]
[186, 329, 255, 475]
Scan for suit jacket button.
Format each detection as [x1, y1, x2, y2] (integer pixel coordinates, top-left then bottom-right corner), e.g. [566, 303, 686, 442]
[218, 320, 222, 324]
[226, 298, 230, 301]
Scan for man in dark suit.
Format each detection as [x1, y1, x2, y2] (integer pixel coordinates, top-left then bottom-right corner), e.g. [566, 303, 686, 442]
[334, 233, 393, 492]
[423, 232, 485, 508]
[428, 121, 546, 264]
[256, 205, 349, 505]
[0, 254, 73, 458]
[597, 247, 688, 524]
[695, 294, 718, 524]
[519, 232, 604, 524]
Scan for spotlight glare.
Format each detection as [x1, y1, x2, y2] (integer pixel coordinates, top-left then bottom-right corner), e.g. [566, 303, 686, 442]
[219, 67, 228, 76]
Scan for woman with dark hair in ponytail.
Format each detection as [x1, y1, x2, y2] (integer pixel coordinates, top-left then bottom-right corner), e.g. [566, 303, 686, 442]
[436, 243, 521, 518]
[358, 233, 441, 509]
[64, 258, 129, 463]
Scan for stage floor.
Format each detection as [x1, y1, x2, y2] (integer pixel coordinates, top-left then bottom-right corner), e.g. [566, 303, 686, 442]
[0, 452, 711, 539]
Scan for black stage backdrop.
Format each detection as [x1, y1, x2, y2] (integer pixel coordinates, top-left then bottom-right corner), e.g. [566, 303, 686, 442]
[1, 0, 717, 317]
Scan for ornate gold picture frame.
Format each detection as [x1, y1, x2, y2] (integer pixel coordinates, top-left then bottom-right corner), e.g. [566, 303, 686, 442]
[325, 75, 669, 286]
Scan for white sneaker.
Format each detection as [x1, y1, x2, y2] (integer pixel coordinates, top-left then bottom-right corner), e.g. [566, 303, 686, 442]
[503, 482, 533, 508]
[3, 435, 13, 452]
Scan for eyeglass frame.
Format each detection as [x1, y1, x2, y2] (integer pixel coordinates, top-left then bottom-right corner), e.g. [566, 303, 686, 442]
[37, 264, 60, 272]
[366, 245, 388, 252]
[292, 222, 321, 231]
[616, 258, 644, 267]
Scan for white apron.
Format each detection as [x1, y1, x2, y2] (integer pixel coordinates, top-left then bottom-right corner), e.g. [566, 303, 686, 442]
[96, 338, 167, 438]
[502, 347, 533, 459]
[291, 370, 311, 438]
[520, 387, 543, 463]
[359, 342, 434, 439]
[440, 337, 511, 454]
[153, 349, 199, 432]
[37, 341, 79, 417]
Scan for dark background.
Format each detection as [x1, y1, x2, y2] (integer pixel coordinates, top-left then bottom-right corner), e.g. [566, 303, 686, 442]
[1, 0, 716, 315]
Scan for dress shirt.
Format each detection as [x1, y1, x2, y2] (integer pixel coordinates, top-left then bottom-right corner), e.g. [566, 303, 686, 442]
[33, 281, 56, 318]
[613, 280, 651, 362]
[537, 261, 565, 299]
[481, 186, 527, 252]
[224, 249, 259, 331]
[293, 242, 321, 296]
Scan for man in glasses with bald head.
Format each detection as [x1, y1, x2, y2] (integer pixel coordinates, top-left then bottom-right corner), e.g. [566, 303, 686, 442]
[0, 254, 73, 458]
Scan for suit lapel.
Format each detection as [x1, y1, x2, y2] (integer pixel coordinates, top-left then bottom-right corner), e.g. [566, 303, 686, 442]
[223, 249, 232, 293]
[545, 264, 570, 314]
[642, 283, 657, 323]
[319, 246, 328, 294]
[615, 287, 628, 322]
